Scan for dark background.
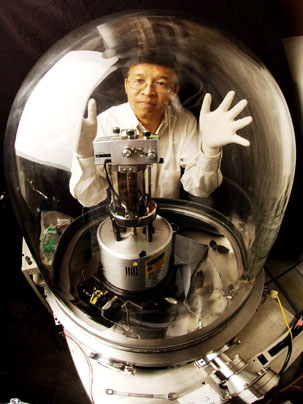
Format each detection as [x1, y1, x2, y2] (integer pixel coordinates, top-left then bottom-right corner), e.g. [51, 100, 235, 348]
[0, 1, 302, 403]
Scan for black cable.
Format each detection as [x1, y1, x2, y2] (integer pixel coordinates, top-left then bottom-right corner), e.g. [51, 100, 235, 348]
[279, 333, 293, 375]
[264, 257, 303, 285]
[103, 159, 119, 199]
[272, 316, 303, 375]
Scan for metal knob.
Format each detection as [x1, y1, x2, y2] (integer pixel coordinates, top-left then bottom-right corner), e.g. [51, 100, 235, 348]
[122, 148, 132, 157]
[126, 129, 136, 139]
[147, 150, 157, 161]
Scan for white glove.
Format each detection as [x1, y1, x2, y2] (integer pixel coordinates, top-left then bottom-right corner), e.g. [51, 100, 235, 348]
[76, 98, 98, 158]
[199, 90, 252, 156]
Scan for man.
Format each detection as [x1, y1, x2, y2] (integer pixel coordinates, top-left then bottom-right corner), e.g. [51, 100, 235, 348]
[69, 53, 252, 207]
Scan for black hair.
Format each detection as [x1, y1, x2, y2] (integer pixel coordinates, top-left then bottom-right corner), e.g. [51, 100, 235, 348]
[123, 48, 177, 78]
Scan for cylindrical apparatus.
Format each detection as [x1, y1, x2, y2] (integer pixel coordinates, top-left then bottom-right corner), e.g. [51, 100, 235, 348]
[97, 215, 173, 293]
[94, 128, 173, 295]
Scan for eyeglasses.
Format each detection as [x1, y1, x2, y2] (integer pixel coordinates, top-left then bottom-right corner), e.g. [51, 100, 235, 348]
[127, 79, 172, 94]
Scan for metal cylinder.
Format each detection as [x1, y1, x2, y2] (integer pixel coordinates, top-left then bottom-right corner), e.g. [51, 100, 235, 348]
[97, 215, 173, 293]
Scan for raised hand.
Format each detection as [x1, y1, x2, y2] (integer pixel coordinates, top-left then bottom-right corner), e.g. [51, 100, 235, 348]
[76, 98, 97, 157]
[199, 91, 252, 155]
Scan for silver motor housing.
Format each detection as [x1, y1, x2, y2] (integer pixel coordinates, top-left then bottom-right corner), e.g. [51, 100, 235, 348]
[97, 215, 173, 293]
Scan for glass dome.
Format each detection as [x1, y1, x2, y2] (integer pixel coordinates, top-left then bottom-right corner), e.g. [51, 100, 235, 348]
[4, 12, 295, 366]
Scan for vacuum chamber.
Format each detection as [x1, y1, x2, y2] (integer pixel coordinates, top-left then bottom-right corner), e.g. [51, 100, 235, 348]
[4, 11, 301, 403]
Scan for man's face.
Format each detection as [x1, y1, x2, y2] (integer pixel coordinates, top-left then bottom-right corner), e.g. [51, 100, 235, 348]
[124, 63, 179, 122]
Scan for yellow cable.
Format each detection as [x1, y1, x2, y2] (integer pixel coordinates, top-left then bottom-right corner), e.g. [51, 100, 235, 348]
[270, 290, 293, 340]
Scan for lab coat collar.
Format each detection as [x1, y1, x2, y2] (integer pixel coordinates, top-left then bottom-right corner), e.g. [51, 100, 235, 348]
[125, 99, 181, 136]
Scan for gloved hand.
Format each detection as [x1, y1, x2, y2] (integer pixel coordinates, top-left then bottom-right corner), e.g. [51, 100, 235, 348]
[76, 98, 97, 158]
[199, 91, 252, 156]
